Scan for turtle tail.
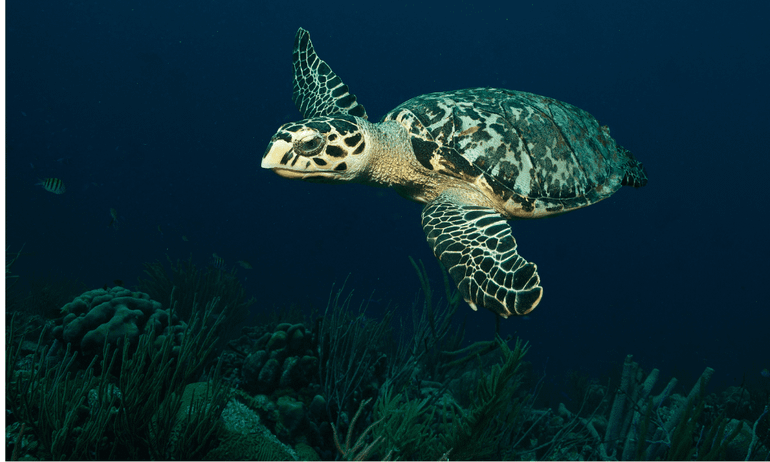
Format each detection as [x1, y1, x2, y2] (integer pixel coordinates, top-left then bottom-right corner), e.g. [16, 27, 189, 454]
[619, 146, 648, 188]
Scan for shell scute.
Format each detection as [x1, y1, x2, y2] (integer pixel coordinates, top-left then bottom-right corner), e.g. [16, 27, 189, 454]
[386, 88, 640, 215]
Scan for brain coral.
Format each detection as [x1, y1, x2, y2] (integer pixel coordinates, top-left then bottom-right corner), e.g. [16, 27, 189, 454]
[205, 399, 298, 461]
[52, 287, 185, 356]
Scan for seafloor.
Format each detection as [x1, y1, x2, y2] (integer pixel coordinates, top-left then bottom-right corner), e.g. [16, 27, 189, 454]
[5, 256, 769, 461]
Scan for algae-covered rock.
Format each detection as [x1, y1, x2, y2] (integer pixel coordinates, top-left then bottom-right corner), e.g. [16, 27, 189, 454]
[242, 350, 267, 380]
[259, 358, 281, 389]
[277, 395, 306, 436]
[294, 442, 320, 461]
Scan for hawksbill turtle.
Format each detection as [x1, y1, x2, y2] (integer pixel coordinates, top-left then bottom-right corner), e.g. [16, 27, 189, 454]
[262, 28, 647, 318]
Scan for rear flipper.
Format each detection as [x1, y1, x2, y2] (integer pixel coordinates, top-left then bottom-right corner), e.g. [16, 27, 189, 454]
[619, 146, 648, 188]
[421, 194, 543, 317]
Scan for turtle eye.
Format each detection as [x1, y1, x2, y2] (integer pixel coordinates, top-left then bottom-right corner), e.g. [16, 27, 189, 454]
[295, 134, 325, 156]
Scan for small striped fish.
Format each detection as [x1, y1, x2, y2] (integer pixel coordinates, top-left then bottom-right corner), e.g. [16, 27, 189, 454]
[36, 178, 66, 194]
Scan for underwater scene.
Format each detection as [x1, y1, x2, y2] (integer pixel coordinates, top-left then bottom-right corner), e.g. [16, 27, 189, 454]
[5, 0, 770, 460]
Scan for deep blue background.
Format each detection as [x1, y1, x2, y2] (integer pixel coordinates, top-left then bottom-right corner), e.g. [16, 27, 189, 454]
[6, 1, 769, 395]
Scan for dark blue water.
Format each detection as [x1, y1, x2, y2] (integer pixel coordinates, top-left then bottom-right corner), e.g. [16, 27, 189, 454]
[6, 0, 769, 395]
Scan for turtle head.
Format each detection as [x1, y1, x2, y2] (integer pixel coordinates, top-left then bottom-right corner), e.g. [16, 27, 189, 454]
[261, 115, 369, 183]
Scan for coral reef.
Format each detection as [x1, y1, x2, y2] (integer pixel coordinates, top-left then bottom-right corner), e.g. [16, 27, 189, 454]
[505, 355, 770, 461]
[219, 321, 330, 455]
[7, 255, 770, 461]
[52, 286, 185, 357]
[150, 380, 229, 460]
[368, 337, 530, 460]
[7, 295, 226, 460]
[237, 323, 317, 395]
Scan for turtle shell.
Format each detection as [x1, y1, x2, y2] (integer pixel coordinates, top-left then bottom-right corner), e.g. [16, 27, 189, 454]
[382, 88, 645, 217]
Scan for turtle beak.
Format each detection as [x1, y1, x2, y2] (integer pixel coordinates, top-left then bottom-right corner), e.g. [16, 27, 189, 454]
[261, 139, 292, 171]
[261, 140, 307, 179]
[261, 139, 335, 181]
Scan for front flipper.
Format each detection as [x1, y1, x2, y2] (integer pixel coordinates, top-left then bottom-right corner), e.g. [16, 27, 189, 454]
[292, 28, 367, 119]
[421, 196, 543, 317]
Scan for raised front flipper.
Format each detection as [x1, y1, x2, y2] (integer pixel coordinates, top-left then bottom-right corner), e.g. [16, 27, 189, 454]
[421, 195, 543, 317]
[292, 28, 367, 119]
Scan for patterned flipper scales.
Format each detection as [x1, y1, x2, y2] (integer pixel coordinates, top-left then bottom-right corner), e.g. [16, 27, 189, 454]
[292, 28, 367, 120]
[422, 195, 543, 317]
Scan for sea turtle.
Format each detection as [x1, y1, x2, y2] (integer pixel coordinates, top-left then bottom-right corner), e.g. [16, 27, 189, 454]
[262, 28, 647, 318]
